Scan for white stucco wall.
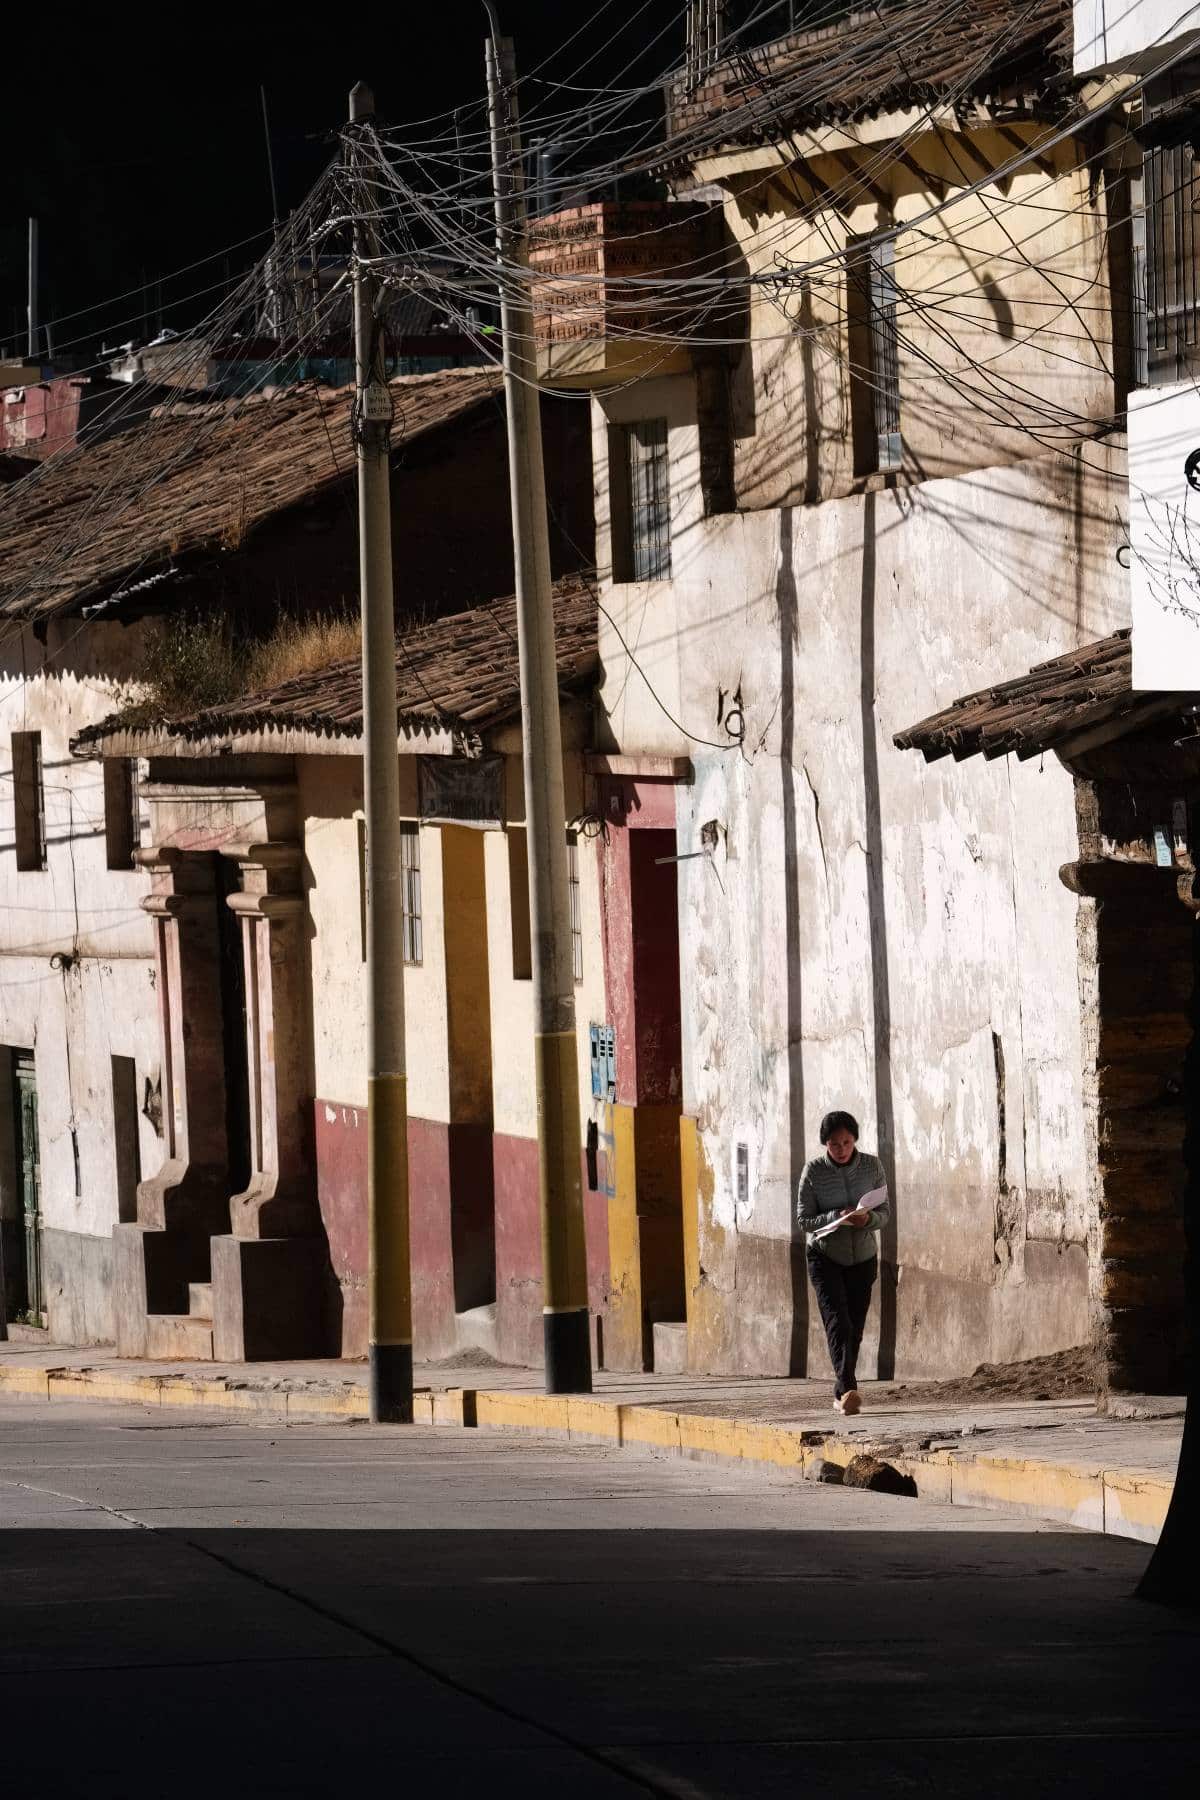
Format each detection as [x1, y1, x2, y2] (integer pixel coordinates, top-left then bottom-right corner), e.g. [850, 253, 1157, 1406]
[300, 756, 451, 1123]
[0, 618, 160, 1337]
[1073, 0, 1200, 73]
[484, 752, 608, 1144]
[593, 366, 1129, 1370]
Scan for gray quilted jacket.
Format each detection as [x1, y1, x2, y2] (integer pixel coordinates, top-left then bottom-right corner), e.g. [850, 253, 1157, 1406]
[796, 1150, 890, 1266]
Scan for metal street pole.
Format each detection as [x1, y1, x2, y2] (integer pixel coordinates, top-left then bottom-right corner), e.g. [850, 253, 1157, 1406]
[349, 80, 414, 1423]
[483, 12, 592, 1394]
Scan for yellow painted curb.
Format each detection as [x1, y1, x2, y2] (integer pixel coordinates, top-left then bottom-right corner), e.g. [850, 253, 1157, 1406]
[676, 1412, 749, 1461]
[474, 1390, 570, 1433]
[948, 1453, 1105, 1533]
[567, 1396, 622, 1442]
[619, 1406, 682, 1452]
[158, 1379, 234, 1411]
[47, 1369, 160, 1407]
[1102, 1466, 1173, 1543]
[286, 1388, 368, 1420]
[0, 1366, 51, 1399]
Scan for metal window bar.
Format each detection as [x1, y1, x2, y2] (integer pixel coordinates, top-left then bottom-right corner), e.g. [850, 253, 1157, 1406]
[628, 418, 671, 580]
[1131, 172, 1150, 390]
[1144, 140, 1200, 377]
[566, 831, 583, 984]
[399, 823, 422, 967]
[869, 237, 902, 470]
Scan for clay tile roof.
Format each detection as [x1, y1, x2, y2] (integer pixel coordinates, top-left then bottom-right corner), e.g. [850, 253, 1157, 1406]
[892, 629, 1198, 762]
[0, 367, 502, 623]
[76, 574, 598, 753]
[667, 0, 1075, 150]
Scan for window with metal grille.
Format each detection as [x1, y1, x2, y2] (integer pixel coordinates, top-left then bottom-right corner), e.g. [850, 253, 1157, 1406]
[104, 759, 140, 870]
[610, 418, 671, 581]
[1141, 137, 1200, 383]
[400, 824, 422, 966]
[567, 830, 583, 984]
[848, 235, 902, 476]
[11, 732, 46, 872]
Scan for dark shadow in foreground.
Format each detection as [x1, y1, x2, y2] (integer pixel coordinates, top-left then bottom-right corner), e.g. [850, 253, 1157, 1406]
[2, 1528, 1198, 1797]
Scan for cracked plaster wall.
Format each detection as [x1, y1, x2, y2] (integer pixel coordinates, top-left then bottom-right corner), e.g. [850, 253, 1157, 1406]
[594, 375, 1128, 1376]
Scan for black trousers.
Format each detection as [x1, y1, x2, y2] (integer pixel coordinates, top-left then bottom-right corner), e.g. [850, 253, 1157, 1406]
[807, 1250, 877, 1396]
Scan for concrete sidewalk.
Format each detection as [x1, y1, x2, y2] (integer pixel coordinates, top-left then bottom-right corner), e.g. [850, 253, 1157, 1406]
[0, 1337, 1184, 1544]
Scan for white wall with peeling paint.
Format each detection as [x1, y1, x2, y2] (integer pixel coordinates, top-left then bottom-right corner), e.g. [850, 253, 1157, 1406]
[593, 370, 1128, 1375]
[0, 619, 161, 1340]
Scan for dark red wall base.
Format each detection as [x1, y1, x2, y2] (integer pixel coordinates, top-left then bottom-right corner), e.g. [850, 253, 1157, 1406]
[315, 1099, 610, 1369]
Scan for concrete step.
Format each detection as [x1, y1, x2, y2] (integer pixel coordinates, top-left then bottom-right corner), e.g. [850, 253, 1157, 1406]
[188, 1283, 213, 1318]
[455, 1301, 499, 1360]
[146, 1313, 214, 1361]
[652, 1321, 688, 1376]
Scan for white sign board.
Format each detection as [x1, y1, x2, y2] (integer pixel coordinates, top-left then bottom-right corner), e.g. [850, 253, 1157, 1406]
[1073, 1, 1200, 75]
[1128, 379, 1200, 689]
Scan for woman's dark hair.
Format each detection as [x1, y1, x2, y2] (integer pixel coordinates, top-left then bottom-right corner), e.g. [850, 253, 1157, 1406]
[820, 1110, 859, 1145]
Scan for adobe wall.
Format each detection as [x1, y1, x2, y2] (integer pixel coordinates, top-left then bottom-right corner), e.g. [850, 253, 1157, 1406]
[0, 620, 160, 1344]
[593, 372, 1130, 1377]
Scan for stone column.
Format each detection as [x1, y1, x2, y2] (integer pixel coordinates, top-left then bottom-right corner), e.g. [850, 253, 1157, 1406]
[113, 849, 231, 1355]
[210, 840, 325, 1360]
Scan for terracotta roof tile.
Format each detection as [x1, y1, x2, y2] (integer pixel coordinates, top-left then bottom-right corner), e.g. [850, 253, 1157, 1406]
[0, 367, 501, 622]
[892, 630, 1192, 761]
[667, 0, 1074, 150]
[77, 574, 597, 752]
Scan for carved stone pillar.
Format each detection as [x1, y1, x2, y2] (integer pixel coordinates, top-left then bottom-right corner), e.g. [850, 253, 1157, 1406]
[222, 842, 319, 1241]
[113, 849, 232, 1356]
[211, 840, 325, 1360]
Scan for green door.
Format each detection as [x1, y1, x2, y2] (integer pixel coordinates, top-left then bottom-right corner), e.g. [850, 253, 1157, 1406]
[12, 1053, 42, 1322]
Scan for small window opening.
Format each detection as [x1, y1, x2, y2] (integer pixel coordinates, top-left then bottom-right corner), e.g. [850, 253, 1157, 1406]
[400, 823, 422, 966]
[610, 417, 671, 581]
[12, 731, 47, 872]
[567, 830, 584, 984]
[508, 828, 532, 981]
[848, 235, 901, 476]
[104, 759, 140, 870]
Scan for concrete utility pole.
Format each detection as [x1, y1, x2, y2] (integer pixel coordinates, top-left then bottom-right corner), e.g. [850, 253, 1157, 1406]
[483, 10, 592, 1394]
[349, 80, 414, 1423]
[27, 218, 38, 361]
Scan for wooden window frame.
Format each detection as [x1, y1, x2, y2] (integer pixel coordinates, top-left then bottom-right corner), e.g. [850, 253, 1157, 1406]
[508, 827, 532, 982]
[103, 758, 140, 871]
[399, 823, 423, 967]
[848, 234, 902, 477]
[12, 731, 46, 872]
[567, 830, 584, 985]
[610, 417, 672, 582]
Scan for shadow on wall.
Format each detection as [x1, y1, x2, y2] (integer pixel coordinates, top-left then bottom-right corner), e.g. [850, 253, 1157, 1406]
[860, 489, 898, 1380]
[777, 507, 808, 1374]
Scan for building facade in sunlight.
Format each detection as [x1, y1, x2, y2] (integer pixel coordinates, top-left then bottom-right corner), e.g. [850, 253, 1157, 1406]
[528, 0, 1162, 1383]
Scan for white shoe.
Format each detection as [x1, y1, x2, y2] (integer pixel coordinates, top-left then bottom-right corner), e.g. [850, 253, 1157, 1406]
[833, 1396, 845, 1414]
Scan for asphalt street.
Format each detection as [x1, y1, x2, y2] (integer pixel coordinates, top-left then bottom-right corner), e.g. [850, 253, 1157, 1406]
[1, 1396, 1196, 1797]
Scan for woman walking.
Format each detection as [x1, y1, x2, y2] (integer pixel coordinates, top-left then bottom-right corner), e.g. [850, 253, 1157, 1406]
[796, 1110, 890, 1415]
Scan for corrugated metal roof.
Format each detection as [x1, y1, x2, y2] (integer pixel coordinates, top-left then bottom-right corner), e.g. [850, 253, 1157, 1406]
[668, 0, 1075, 150]
[75, 574, 598, 754]
[891, 630, 1194, 762]
[0, 367, 502, 623]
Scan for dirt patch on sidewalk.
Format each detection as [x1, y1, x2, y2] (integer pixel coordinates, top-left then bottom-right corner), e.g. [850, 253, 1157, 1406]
[884, 1344, 1098, 1406]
